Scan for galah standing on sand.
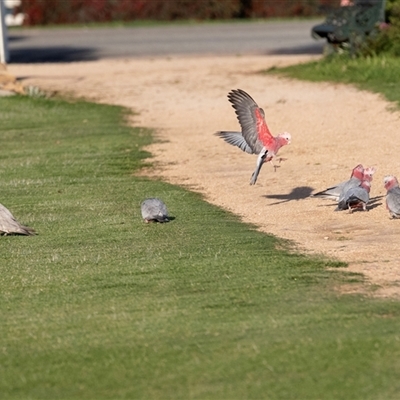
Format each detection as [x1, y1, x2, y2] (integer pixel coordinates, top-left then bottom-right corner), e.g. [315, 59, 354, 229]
[141, 198, 169, 223]
[384, 175, 400, 219]
[337, 166, 375, 205]
[313, 164, 376, 200]
[0, 203, 36, 236]
[335, 180, 371, 212]
[215, 89, 291, 185]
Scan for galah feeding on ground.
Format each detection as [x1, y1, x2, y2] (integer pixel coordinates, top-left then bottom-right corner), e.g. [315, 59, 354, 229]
[0, 203, 36, 236]
[337, 166, 375, 205]
[335, 180, 371, 212]
[363, 167, 376, 181]
[384, 175, 400, 219]
[312, 164, 375, 200]
[215, 89, 291, 185]
[141, 198, 169, 223]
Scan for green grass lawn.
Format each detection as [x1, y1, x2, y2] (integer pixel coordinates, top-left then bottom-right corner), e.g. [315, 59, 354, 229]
[267, 55, 400, 107]
[1, 95, 400, 399]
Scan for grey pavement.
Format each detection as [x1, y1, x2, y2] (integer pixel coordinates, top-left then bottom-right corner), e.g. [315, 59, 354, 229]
[7, 19, 325, 63]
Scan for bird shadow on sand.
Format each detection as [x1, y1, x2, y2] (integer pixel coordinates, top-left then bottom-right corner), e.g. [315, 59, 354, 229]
[311, 195, 384, 210]
[262, 186, 314, 205]
[367, 196, 384, 210]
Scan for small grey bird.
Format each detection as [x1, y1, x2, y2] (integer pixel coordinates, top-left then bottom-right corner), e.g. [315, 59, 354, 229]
[141, 198, 169, 223]
[335, 180, 370, 212]
[384, 175, 400, 219]
[0, 203, 36, 235]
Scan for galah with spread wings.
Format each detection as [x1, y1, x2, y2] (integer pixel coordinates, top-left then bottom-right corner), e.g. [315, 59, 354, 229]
[215, 89, 291, 185]
[384, 175, 400, 219]
[336, 180, 371, 212]
[313, 164, 375, 201]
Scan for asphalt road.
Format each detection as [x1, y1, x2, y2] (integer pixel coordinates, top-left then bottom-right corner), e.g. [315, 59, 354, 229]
[8, 19, 325, 63]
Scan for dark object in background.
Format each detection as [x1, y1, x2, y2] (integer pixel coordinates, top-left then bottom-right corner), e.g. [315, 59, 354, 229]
[19, 0, 339, 26]
[311, 0, 386, 55]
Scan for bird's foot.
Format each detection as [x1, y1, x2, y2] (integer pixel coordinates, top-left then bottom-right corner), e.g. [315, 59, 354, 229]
[273, 163, 281, 172]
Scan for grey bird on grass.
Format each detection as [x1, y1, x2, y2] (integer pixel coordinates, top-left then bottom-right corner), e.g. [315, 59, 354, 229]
[141, 198, 169, 223]
[0, 203, 36, 236]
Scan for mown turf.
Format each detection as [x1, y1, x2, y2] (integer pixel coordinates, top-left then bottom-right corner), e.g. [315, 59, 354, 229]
[1, 95, 400, 399]
[266, 55, 400, 108]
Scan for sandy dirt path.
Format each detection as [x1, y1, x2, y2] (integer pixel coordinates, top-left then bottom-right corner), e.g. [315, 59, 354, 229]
[9, 55, 400, 296]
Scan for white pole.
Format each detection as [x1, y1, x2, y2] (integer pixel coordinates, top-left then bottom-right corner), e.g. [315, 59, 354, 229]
[0, 0, 9, 63]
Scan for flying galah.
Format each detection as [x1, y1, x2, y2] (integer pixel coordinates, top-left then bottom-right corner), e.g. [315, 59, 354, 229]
[0, 203, 36, 236]
[384, 175, 400, 219]
[141, 198, 169, 223]
[215, 89, 291, 185]
[313, 164, 375, 200]
[336, 180, 371, 212]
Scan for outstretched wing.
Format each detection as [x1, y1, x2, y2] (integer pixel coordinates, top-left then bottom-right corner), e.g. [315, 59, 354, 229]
[214, 131, 254, 154]
[228, 89, 274, 153]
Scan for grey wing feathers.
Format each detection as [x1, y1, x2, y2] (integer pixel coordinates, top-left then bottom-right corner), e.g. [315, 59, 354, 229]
[227, 89, 264, 154]
[141, 198, 169, 222]
[0, 203, 36, 236]
[386, 187, 400, 218]
[336, 186, 369, 211]
[337, 177, 362, 204]
[312, 183, 345, 200]
[214, 131, 254, 154]
[313, 177, 361, 201]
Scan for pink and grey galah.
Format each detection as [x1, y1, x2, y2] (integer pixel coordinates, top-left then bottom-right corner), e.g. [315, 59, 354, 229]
[215, 89, 291, 185]
[336, 180, 371, 212]
[337, 166, 375, 205]
[312, 164, 375, 201]
[384, 175, 400, 219]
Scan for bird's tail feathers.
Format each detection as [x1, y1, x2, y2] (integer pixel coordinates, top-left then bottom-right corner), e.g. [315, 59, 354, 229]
[156, 215, 169, 223]
[250, 149, 268, 185]
[19, 225, 36, 235]
[311, 188, 339, 200]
